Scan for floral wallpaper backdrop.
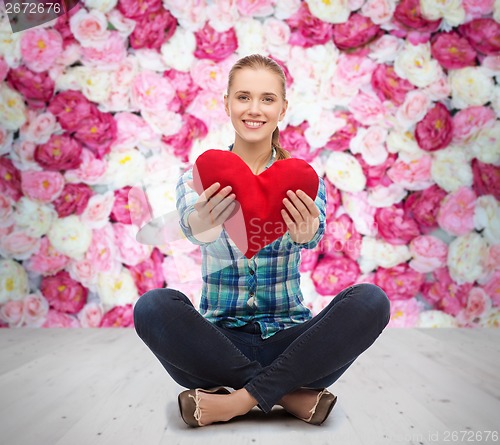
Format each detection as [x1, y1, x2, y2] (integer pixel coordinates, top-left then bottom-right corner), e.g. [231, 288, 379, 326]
[0, 0, 499, 329]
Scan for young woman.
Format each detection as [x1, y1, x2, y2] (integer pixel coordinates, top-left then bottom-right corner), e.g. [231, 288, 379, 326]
[133, 54, 391, 428]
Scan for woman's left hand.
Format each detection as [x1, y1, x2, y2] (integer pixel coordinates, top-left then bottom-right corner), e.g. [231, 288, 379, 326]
[281, 189, 320, 244]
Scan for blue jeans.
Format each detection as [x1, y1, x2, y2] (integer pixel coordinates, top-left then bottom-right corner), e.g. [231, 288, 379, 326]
[133, 283, 390, 414]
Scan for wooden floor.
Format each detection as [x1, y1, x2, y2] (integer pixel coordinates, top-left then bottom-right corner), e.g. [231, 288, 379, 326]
[0, 328, 499, 445]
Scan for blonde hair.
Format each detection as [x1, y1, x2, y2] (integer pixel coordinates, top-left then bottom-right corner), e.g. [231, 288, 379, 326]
[226, 54, 291, 160]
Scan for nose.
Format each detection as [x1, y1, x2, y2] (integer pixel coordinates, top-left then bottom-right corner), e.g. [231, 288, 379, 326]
[248, 99, 262, 115]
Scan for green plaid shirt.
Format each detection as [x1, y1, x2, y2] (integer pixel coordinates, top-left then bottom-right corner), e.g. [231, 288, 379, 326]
[175, 144, 327, 339]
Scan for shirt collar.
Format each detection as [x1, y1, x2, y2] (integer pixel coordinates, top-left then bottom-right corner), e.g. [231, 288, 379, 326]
[228, 143, 276, 170]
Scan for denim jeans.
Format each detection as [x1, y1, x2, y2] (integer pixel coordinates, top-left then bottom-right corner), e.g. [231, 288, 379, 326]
[133, 283, 391, 414]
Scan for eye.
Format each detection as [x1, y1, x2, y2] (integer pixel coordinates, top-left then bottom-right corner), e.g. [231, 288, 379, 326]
[264, 97, 274, 102]
[238, 95, 248, 100]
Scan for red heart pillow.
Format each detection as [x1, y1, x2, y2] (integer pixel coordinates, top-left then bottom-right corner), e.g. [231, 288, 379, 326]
[192, 149, 319, 259]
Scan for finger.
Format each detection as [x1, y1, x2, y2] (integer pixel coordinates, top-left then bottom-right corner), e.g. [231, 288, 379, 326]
[212, 195, 237, 224]
[287, 191, 309, 218]
[283, 196, 304, 222]
[296, 190, 320, 218]
[281, 208, 294, 229]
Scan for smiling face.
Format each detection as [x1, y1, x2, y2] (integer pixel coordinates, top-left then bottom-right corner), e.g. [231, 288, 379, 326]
[224, 68, 288, 148]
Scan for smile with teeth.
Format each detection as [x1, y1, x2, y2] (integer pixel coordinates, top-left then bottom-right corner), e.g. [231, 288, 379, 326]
[244, 120, 265, 128]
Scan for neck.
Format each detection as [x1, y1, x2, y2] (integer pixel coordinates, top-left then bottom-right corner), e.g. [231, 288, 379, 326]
[231, 137, 274, 175]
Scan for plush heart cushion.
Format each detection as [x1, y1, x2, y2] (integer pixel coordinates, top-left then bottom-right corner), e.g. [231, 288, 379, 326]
[192, 149, 319, 259]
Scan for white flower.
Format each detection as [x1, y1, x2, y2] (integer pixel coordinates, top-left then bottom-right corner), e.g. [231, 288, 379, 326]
[474, 195, 500, 246]
[467, 121, 500, 165]
[492, 85, 500, 119]
[417, 310, 459, 327]
[103, 149, 147, 190]
[430, 146, 473, 192]
[386, 129, 426, 162]
[163, 0, 208, 32]
[360, 0, 396, 25]
[0, 83, 27, 131]
[367, 183, 407, 208]
[448, 232, 489, 284]
[0, 20, 22, 67]
[84, 0, 117, 13]
[495, 0, 500, 23]
[349, 126, 388, 166]
[325, 151, 366, 192]
[13, 198, 56, 238]
[160, 26, 196, 72]
[305, 109, 347, 150]
[274, 0, 302, 20]
[359, 236, 411, 273]
[47, 215, 93, 261]
[420, 0, 466, 27]
[0, 259, 29, 303]
[80, 191, 115, 229]
[305, 0, 350, 23]
[69, 8, 111, 48]
[394, 42, 442, 88]
[76, 66, 113, 104]
[234, 18, 266, 57]
[368, 35, 404, 64]
[97, 267, 138, 310]
[449, 67, 495, 109]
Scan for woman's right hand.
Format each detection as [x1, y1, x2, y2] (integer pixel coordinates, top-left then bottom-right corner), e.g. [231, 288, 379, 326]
[187, 181, 237, 234]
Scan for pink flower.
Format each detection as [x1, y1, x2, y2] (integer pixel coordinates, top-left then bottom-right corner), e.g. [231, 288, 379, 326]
[430, 32, 477, 70]
[0, 157, 23, 202]
[375, 263, 424, 301]
[20, 28, 63, 73]
[34, 134, 83, 171]
[23, 292, 50, 327]
[82, 31, 128, 65]
[40, 270, 88, 314]
[463, 0, 494, 20]
[112, 223, 151, 266]
[324, 178, 341, 221]
[321, 214, 362, 261]
[375, 205, 421, 245]
[78, 302, 104, 327]
[312, 255, 360, 296]
[20, 110, 59, 144]
[299, 247, 321, 273]
[287, 2, 334, 48]
[409, 235, 448, 273]
[472, 159, 500, 201]
[48, 90, 97, 133]
[127, 248, 165, 295]
[388, 298, 423, 327]
[117, 0, 162, 18]
[457, 287, 492, 326]
[131, 70, 176, 112]
[415, 102, 453, 151]
[86, 225, 116, 273]
[332, 13, 382, 50]
[335, 53, 377, 91]
[452, 106, 496, 144]
[52, 183, 93, 218]
[24, 237, 70, 276]
[110, 186, 134, 224]
[0, 56, 8, 81]
[325, 111, 359, 152]
[42, 310, 81, 327]
[421, 267, 471, 315]
[0, 230, 40, 260]
[0, 300, 25, 327]
[279, 122, 322, 162]
[387, 154, 433, 191]
[113, 112, 161, 149]
[6, 66, 54, 109]
[483, 270, 500, 307]
[437, 186, 476, 236]
[164, 69, 202, 113]
[237, 0, 274, 17]
[349, 91, 388, 126]
[21, 170, 65, 203]
[404, 185, 448, 233]
[356, 153, 396, 188]
[69, 8, 110, 48]
[100, 304, 134, 327]
[161, 114, 208, 163]
[194, 22, 238, 61]
[73, 111, 117, 159]
[393, 0, 441, 33]
[371, 64, 415, 106]
[64, 149, 107, 185]
[458, 18, 500, 56]
[361, 0, 396, 25]
[129, 9, 177, 50]
[396, 90, 431, 127]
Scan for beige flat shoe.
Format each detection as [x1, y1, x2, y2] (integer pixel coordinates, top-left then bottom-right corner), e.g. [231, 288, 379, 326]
[297, 388, 338, 426]
[178, 386, 231, 427]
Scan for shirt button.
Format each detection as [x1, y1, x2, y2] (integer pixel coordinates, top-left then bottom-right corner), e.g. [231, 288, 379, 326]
[249, 292, 254, 297]
[249, 269, 254, 275]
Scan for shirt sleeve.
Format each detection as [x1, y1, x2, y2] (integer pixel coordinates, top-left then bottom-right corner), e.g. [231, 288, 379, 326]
[283, 175, 327, 250]
[175, 167, 220, 246]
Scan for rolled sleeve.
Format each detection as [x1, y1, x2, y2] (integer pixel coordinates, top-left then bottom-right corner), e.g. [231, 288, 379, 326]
[175, 168, 219, 246]
[284, 175, 327, 250]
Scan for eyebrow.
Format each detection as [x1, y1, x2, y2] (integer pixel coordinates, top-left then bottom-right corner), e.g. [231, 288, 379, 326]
[235, 90, 278, 97]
